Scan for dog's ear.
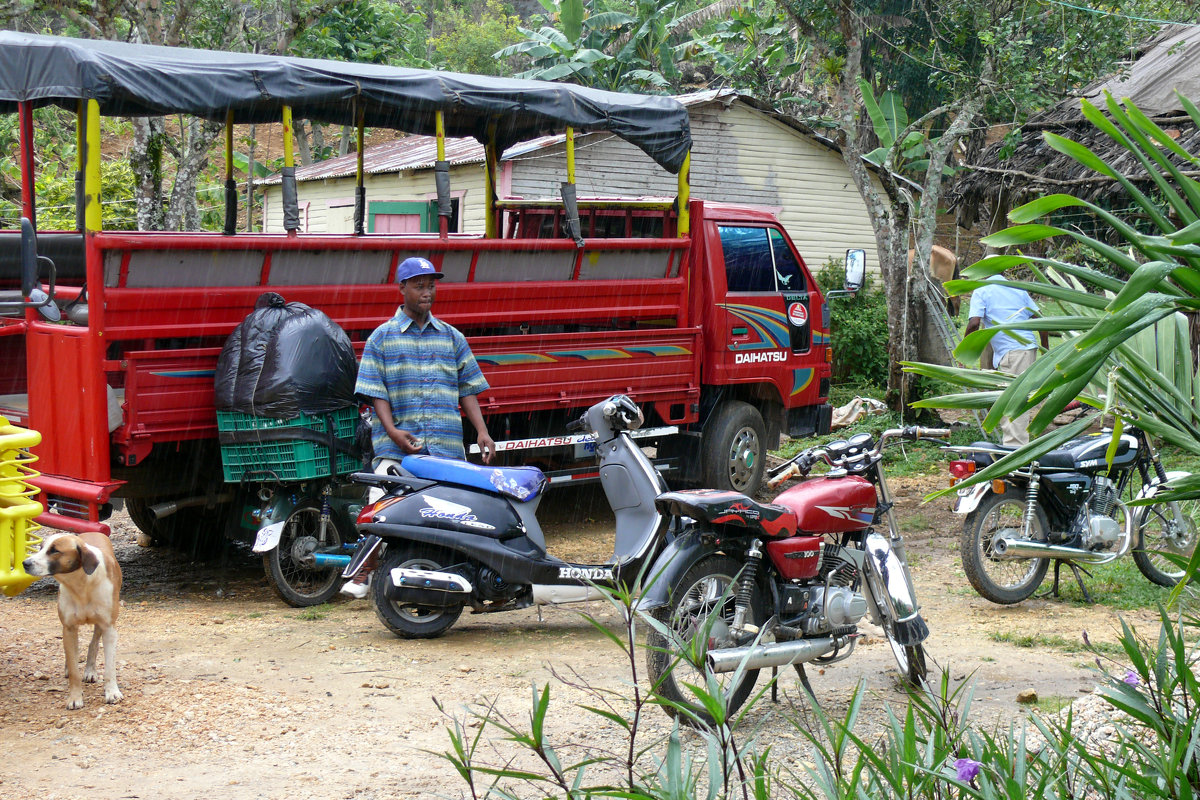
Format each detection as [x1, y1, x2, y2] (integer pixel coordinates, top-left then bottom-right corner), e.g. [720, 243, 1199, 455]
[79, 543, 100, 576]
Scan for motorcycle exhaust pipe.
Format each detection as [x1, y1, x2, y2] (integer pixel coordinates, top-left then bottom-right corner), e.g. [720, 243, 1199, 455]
[384, 567, 473, 608]
[993, 536, 1115, 564]
[706, 636, 841, 674]
[147, 492, 235, 522]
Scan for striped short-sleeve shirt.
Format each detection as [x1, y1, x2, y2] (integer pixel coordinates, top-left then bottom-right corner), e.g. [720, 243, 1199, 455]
[355, 311, 489, 462]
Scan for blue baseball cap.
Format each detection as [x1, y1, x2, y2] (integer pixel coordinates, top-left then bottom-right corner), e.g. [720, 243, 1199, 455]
[396, 257, 444, 283]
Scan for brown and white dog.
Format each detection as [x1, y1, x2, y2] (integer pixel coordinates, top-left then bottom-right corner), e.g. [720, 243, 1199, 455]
[23, 532, 123, 709]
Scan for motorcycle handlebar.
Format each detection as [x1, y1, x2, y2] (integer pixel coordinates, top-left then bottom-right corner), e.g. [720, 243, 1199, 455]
[767, 426, 952, 488]
[564, 415, 588, 433]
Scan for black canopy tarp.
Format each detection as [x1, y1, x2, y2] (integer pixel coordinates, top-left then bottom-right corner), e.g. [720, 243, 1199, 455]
[0, 32, 691, 174]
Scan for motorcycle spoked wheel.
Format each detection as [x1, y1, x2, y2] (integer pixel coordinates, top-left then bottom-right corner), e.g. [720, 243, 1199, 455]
[645, 554, 766, 726]
[1134, 495, 1199, 587]
[961, 491, 1050, 604]
[263, 505, 345, 608]
[371, 545, 465, 639]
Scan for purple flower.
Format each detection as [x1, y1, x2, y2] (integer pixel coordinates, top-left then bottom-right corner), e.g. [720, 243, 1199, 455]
[955, 758, 981, 782]
[1124, 670, 1140, 686]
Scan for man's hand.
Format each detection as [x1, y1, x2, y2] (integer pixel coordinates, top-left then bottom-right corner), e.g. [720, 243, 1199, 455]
[477, 432, 496, 464]
[391, 428, 422, 454]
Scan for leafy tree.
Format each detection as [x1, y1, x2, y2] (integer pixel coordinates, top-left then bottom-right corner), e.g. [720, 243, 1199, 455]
[908, 92, 1200, 493]
[497, 0, 741, 92]
[761, 0, 1198, 413]
[429, 0, 524, 75]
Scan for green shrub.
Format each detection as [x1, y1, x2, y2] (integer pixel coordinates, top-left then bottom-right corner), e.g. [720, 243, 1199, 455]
[815, 258, 889, 388]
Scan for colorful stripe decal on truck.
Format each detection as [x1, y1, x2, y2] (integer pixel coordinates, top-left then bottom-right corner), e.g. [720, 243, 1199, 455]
[476, 346, 692, 366]
[724, 304, 789, 350]
[791, 368, 814, 396]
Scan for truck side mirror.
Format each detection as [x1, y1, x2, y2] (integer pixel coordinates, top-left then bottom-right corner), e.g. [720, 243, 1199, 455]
[843, 249, 865, 293]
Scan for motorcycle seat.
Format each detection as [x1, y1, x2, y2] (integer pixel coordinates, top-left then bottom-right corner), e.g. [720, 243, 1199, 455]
[966, 441, 1014, 467]
[401, 455, 547, 502]
[655, 489, 798, 538]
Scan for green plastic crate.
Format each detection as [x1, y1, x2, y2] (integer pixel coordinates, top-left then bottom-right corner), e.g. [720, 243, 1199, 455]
[217, 407, 359, 483]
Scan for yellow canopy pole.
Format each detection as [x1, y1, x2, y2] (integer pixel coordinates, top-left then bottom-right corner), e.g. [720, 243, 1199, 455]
[223, 110, 237, 235]
[565, 126, 575, 185]
[354, 104, 366, 235]
[74, 100, 86, 231]
[83, 99, 101, 233]
[281, 105, 299, 232]
[676, 150, 690, 237]
[484, 122, 498, 239]
[435, 110, 448, 238]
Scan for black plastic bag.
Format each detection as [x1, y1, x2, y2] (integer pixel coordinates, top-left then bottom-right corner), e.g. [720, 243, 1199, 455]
[215, 292, 357, 418]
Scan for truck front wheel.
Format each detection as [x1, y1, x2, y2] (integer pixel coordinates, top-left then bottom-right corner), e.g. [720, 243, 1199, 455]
[701, 401, 766, 494]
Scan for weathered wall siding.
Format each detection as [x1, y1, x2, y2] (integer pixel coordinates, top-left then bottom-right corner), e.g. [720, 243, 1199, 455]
[263, 167, 486, 233]
[507, 104, 881, 276]
[276, 100, 881, 276]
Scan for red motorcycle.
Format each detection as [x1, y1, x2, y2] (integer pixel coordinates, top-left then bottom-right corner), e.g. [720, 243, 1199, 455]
[641, 426, 948, 723]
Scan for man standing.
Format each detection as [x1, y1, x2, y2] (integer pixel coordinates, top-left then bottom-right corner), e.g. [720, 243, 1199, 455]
[342, 256, 495, 597]
[965, 273, 1049, 447]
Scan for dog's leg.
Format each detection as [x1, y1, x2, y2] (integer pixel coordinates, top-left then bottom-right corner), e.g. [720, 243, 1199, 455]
[100, 625, 122, 704]
[63, 623, 84, 710]
[84, 626, 101, 683]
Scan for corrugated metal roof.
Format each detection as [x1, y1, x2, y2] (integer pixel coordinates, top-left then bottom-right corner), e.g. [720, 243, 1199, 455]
[260, 134, 485, 184]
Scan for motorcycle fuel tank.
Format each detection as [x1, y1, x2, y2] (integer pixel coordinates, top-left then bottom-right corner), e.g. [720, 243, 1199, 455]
[774, 475, 876, 533]
[369, 484, 525, 539]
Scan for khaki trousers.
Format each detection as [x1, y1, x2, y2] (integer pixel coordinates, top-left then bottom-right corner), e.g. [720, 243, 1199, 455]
[997, 347, 1038, 447]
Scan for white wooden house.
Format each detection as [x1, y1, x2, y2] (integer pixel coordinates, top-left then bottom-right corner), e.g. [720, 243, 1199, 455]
[261, 89, 883, 276]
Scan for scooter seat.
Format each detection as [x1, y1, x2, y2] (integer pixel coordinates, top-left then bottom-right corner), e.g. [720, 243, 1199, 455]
[655, 489, 798, 539]
[401, 455, 547, 502]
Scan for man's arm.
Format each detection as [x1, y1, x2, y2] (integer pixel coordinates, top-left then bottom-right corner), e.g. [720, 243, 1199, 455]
[965, 316, 983, 336]
[460, 393, 495, 463]
[372, 397, 421, 454]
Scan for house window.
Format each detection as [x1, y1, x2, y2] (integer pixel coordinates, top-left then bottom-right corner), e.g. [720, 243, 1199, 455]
[368, 199, 461, 233]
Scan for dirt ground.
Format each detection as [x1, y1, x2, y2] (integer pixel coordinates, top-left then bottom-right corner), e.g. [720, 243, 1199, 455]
[0, 474, 1159, 800]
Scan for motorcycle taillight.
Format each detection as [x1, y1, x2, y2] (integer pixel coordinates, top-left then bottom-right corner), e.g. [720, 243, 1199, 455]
[357, 495, 403, 524]
[948, 460, 976, 484]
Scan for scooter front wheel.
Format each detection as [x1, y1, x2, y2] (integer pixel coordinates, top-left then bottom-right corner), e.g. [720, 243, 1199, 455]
[372, 545, 464, 639]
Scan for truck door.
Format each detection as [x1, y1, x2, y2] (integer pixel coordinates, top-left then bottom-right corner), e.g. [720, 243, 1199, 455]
[717, 224, 811, 358]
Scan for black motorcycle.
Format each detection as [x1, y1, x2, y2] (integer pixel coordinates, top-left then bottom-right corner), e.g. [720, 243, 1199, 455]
[949, 426, 1198, 604]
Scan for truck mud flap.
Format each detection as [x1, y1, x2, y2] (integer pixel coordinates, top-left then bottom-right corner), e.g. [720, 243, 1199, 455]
[787, 403, 832, 437]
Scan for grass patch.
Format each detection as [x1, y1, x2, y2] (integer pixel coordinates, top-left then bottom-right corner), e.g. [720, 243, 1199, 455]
[295, 603, 332, 621]
[989, 629, 1125, 657]
[1031, 695, 1077, 715]
[1044, 557, 1196, 612]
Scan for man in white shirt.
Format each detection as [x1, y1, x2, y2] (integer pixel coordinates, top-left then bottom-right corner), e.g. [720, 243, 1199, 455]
[965, 275, 1049, 446]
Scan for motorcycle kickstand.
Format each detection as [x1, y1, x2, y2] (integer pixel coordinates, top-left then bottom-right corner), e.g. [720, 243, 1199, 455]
[1043, 559, 1095, 603]
[791, 663, 818, 708]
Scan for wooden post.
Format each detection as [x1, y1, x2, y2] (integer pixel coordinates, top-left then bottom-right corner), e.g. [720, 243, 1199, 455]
[484, 122, 498, 239]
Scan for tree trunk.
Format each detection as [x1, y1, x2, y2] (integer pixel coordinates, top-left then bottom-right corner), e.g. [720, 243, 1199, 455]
[165, 118, 222, 231]
[130, 117, 166, 231]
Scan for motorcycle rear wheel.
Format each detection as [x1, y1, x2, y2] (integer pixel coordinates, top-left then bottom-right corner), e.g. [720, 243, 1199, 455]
[645, 554, 765, 726]
[372, 545, 464, 639]
[1133, 496, 1199, 586]
[263, 506, 344, 607]
[961, 492, 1050, 604]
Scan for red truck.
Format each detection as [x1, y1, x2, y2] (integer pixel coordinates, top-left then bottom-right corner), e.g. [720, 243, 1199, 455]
[0, 34, 847, 545]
